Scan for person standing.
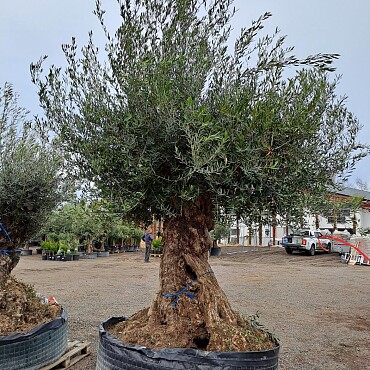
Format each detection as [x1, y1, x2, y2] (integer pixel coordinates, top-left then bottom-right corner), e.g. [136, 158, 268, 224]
[143, 229, 153, 262]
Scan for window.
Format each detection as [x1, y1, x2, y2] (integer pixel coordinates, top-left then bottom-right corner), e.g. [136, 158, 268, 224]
[326, 209, 350, 224]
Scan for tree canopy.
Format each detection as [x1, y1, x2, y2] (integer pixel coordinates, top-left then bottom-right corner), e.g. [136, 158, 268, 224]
[31, 0, 367, 227]
[0, 83, 71, 244]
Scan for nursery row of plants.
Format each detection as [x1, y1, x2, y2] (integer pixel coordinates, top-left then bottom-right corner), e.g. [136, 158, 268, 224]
[40, 240, 143, 261]
[39, 201, 144, 255]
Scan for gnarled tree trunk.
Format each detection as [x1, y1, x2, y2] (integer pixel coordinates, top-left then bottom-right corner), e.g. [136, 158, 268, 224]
[110, 195, 274, 352]
[0, 244, 21, 278]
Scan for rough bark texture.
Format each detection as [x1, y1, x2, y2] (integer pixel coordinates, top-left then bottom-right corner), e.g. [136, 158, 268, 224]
[0, 246, 21, 277]
[109, 196, 275, 352]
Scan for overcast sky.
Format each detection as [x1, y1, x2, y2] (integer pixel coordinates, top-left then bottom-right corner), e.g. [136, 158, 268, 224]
[1, 0, 369, 186]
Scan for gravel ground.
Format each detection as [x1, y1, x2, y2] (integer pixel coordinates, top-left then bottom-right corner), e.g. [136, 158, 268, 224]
[13, 247, 370, 370]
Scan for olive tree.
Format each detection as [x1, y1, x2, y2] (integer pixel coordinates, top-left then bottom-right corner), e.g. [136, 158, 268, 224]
[31, 0, 367, 351]
[0, 83, 71, 276]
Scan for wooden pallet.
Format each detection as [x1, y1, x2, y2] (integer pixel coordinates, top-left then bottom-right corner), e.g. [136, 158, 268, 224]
[40, 340, 91, 370]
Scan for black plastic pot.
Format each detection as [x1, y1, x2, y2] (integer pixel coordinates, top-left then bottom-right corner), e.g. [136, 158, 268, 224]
[55, 254, 64, 261]
[62, 254, 73, 261]
[96, 317, 279, 370]
[0, 307, 68, 370]
[210, 246, 222, 256]
[29, 241, 41, 247]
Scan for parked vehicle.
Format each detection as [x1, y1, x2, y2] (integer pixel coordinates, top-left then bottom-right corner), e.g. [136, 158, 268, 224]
[281, 229, 333, 256]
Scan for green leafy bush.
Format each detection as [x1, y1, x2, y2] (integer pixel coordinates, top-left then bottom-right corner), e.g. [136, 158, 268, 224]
[152, 237, 162, 250]
[41, 240, 58, 253]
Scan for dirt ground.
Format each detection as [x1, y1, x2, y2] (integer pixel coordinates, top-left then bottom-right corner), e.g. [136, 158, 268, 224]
[13, 246, 370, 370]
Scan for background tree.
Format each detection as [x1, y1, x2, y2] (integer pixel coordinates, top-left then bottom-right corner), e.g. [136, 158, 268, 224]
[0, 83, 69, 333]
[210, 223, 228, 248]
[0, 83, 71, 275]
[32, 0, 368, 351]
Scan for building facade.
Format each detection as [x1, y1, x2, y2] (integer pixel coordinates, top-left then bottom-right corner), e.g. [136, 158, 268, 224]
[224, 187, 370, 246]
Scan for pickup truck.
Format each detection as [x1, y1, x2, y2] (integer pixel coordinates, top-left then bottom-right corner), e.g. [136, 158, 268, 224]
[281, 229, 332, 256]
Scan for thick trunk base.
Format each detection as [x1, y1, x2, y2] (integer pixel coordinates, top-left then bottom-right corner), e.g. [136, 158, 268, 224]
[109, 306, 274, 352]
[108, 199, 275, 352]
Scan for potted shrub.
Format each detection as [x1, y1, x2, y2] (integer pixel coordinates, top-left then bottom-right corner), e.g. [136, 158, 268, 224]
[40, 241, 51, 260]
[41, 241, 58, 260]
[210, 224, 228, 257]
[151, 237, 163, 255]
[130, 228, 143, 251]
[54, 241, 67, 261]
[59, 241, 69, 254]
[71, 248, 80, 261]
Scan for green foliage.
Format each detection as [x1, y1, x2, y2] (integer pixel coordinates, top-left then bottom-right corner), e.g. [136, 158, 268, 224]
[41, 241, 52, 250]
[210, 224, 229, 242]
[58, 232, 79, 251]
[31, 0, 368, 226]
[0, 83, 73, 244]
[41, 240, 58, 253]
[129, 227, 144, 245]
[58, 241, 70, 253]
[152, 237, 162, 250]
[41, 200, 141, 248]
